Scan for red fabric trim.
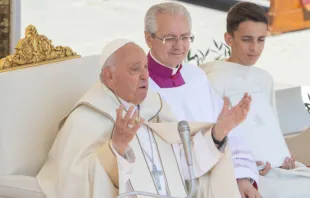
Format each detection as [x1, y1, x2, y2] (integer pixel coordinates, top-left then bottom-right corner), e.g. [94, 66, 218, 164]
[253, 181, 258, 190]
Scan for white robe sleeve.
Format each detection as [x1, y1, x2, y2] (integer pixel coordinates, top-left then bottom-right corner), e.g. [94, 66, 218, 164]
[228, 135, 260, 184]
[204, 71, 260, 184]
[110, 141, 136, 194]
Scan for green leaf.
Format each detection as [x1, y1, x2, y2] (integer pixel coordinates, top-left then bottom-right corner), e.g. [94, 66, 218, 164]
[186, 50, 191, 63]
[210, 49, 218, 53]
[213, 39, 219, 49]
[194, 54, 199, 61]
[224, 44, 231, 55]
[196, 56, 200, 65]
[198, 50, 204, 57]
[187, 49, 197, 61]
[219, 43, 223, 50]
[215, 55, 222, 60]
[205, 49, 210, 57]
[305, 103, 310, 113]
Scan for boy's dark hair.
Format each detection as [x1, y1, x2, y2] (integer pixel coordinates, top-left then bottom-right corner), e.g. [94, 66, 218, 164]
[227, 2, 268, 35]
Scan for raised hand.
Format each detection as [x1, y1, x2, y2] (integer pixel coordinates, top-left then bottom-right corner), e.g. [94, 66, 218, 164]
[213, 93, 251, 141]
[111, 105, 144, 156]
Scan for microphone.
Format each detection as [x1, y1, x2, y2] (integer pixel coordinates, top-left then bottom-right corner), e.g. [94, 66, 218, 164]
[178, 121, 193, 167]
[178, 121, 195, 197]
[117, 121, 196, 198]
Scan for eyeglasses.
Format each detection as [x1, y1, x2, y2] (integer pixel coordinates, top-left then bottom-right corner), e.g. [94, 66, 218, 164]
[152, 33, 195, 45]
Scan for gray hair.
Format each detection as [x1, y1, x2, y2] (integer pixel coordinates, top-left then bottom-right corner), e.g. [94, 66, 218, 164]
[144, 2, 192, 34]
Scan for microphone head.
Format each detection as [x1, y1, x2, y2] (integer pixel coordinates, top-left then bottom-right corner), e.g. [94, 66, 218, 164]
[178, 120, 190, 133]
[178, 120, 193, 167]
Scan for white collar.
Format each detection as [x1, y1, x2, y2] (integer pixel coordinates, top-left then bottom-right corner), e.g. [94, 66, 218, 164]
[150, 51, 180, 75]
[118, 97, 138, 111]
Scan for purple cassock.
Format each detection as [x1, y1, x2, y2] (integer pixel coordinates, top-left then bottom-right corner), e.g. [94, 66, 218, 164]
[147, 53, 185, 88]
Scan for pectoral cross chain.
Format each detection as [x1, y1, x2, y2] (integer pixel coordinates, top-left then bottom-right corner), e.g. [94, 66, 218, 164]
[141, 126, 165, 192]
[152, 164, 163, 190]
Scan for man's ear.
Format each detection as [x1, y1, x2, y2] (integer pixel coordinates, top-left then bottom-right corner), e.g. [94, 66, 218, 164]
[145, 31, 153, 49]
[224, 32, 233, 47]
[101, 67, 114, 86]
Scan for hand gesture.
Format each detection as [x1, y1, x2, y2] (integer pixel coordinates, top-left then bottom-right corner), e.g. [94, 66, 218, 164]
[213, 93, 251, 141]
[111, 105, 144, 156]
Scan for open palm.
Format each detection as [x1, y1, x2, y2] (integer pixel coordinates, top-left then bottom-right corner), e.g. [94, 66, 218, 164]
[214, 93, 251, 140]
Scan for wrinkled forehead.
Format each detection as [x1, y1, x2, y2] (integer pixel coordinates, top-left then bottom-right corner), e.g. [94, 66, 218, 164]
[115, 43, 147, 70]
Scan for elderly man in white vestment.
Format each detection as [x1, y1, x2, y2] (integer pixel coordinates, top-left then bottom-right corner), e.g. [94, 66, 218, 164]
[144, 2, 260, 198]
[36, 39, 252, 198]
[201, 2, 310, 198]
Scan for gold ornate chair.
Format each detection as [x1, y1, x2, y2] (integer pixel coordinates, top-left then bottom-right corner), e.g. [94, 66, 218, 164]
[0, 25, 100, 198]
